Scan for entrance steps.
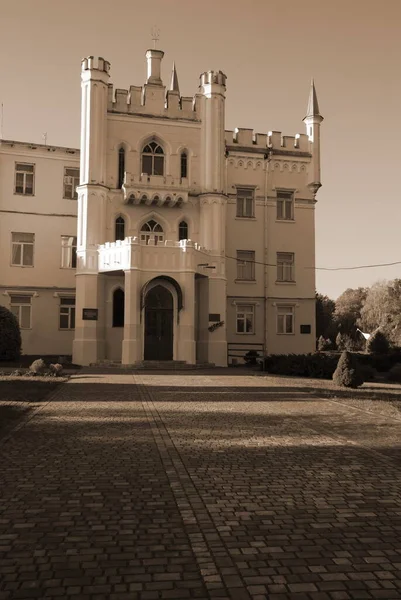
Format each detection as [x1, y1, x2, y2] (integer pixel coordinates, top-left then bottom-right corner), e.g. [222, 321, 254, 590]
[85, 360, 215, 372]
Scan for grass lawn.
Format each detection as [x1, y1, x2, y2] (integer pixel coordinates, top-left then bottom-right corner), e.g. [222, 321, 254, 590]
[0, 376, 67, 439]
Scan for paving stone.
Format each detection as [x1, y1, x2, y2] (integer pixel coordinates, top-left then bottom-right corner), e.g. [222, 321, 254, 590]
[1, 372, 401, 599]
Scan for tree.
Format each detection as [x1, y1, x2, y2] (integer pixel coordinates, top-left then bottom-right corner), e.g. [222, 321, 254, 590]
[359, 279, 401, 345]
[333, 287, 368, 336]
[0, 305, 22, 361]
[333, 350, 364, 388]
[315, 293, 336, 339]
[366, 329, 390, 354]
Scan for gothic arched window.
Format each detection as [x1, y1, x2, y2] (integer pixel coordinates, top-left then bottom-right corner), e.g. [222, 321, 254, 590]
[115, 216, 125, 241]
[178, 220, 188, 241]
[140, 220, 164, 245]
[112, 288, 125, 327]
[180, 152, 188, 179]
[141, 142, 164, 176]
[118, 147, 125, 189]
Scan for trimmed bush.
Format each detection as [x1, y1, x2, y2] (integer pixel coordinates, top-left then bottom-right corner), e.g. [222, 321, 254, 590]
[29, 358, 47, 375]
[262, 353, 339, 379]
[387, 364, 401, 383]
[49, 363, 63, 377]
[317, 336, 335, 351]
[0, 305, 22, 361]
[366, 329, 390, 354]
[333, 351, 364, 388]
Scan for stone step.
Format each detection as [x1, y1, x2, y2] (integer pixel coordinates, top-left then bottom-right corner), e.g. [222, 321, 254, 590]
[85, 360, 215, 371]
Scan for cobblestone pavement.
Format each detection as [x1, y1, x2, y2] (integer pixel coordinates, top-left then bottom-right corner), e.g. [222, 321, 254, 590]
[1, 373, 401, 600]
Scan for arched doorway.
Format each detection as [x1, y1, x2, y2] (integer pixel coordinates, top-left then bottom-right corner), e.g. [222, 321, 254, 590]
[144, 285, 173, 360]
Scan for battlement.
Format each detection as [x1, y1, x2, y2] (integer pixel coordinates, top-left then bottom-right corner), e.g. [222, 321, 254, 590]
[199, 70, 227, 88]
[107, 84, 198, 120]
[81, 56, 111, 74]
[225, 128, 310, 153]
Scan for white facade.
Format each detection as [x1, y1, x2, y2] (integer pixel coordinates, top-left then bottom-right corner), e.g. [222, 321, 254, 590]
[0, 49, 323, 366]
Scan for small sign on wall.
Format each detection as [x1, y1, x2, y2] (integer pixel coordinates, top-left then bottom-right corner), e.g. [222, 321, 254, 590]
[209, 313, 221, 322]
[300, 324, 311, 334]
[83, 308, 98, 321]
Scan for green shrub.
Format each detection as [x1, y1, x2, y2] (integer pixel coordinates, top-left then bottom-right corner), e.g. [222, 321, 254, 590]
[49, 363, 63, 377]
[333, 351, 364, 388]
[366, 329, 390, 354]
[387, 364, 401, 383]
[29, 358, 47, 375]
[317, 336, 335, 351]
[0, 305, 22, 361]
[262, 353, 339, 379]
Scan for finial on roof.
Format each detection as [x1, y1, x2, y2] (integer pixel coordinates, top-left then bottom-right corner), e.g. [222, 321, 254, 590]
[305, 79, 322, 119]
[170, 62, 180, 94]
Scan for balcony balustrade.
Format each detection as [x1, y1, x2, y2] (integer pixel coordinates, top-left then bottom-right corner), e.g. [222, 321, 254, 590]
[98, 237, 221, 275]
[122, 172, 189, 206]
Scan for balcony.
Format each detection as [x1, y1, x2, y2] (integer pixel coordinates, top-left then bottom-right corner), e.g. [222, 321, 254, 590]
[122, 172, 189, 206]
[98, 237, 221, 275]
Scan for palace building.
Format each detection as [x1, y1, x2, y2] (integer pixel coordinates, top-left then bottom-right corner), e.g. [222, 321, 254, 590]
[0, 48, 323, 366]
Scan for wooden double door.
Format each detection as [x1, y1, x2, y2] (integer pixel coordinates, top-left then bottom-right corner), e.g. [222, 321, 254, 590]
[144, 285, 173, 361]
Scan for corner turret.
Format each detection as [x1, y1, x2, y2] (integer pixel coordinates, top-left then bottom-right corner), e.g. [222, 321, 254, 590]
[303, 79, 323, 195]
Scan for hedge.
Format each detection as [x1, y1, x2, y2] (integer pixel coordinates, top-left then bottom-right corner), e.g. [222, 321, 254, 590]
[261, 349, 401, 379]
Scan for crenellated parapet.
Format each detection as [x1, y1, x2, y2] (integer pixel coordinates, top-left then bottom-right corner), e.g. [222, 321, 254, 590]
[81, 56, 111, 74]
[199, 70, 227, 88]
[106, 84, 198, 120]
[225, 128, 310, 156]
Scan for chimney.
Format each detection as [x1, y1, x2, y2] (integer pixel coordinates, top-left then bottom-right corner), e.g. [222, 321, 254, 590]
[145, 49, 164, 85]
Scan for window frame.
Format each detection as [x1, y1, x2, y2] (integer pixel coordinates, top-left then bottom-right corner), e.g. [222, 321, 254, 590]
[112, 288, 125, 327]
[236, 250, 255, 281]
[276, 190, 294, 221]
[115, 216, 126, 241]
[61, 235, 77, 269]
[236, 304, 255, 335]
[141, 142, 165, 176]
[276, 252, 295, 282]
[118, 147, 125, 189]
[180, 152, 188, 179]
[236, 187, 255, 218]
[277, 304, 294, 335]
[140, 220, 164, 245]
[10, 295, 32, 329]
[59, 296, 76, 330]
[11, 232, 35, 267]
[178, 220, 189, 241]
[14, 162, 35, 196]
[63, 167, 80, 200]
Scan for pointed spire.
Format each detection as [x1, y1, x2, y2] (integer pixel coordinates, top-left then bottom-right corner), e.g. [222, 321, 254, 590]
[170, 62, 180, 94]
[305, 79, 322, 119]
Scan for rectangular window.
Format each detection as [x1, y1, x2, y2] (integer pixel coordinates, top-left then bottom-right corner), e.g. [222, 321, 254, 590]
[237, 250, 255, 281]
[277, 191, 294, 220]
[236, 304, 254, 334]
[236, 188, 254, 218]
[59, 297, 75, 330]
[11, 232, 34, 266]
[10, 295, 32, 329]
[277, 305, 294, 334]
[277, 252, 295, 282]
[15, 163, 35, 195]
[61, 236, 77, 269]
[63, 167, 80, 200]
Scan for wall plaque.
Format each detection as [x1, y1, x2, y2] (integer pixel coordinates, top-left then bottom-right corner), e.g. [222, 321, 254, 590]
[209, 313, 221, 322]
[300, 324, 311, 334]
[83, 308, 98, 321]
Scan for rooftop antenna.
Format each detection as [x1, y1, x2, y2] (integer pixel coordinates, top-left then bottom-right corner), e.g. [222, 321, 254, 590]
[151, 25, 160, 49]
[42, 132, 48, 146]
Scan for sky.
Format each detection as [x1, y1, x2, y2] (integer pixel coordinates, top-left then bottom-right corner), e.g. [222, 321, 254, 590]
[1, 0, 400, 300]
